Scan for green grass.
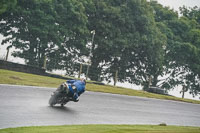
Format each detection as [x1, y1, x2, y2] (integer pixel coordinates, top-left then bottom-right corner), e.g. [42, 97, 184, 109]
[86, 84, 200, 104]
[0, 69, 65, 88]
[0, 69, 200, 104]
[0, 125, 200, 133]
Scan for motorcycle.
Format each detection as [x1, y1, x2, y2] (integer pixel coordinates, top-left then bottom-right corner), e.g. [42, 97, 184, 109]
[49, 83, 75, 107]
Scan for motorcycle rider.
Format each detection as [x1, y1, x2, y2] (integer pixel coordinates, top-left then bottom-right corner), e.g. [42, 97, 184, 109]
[65, 78, 86, 102]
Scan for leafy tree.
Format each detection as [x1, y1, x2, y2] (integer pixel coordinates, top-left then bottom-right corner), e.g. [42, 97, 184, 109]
[0, 0, 58, 67]
[84, 0, 123, 81]
[46, 0, 89, 74]
[180, 6, 200, 24]
[169, 8, 200, 96]
[151, 1, 200, 97]
[85, 0, 167, 91]
[110, 0, 167, 90]
[0, 0, 17, 14]
[0, 0, 89, 72]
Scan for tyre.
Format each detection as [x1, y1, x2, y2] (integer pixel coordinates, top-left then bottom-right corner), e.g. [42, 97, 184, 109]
[49, 91, 59, 106]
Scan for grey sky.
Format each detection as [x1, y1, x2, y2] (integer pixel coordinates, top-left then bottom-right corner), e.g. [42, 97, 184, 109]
[156, 0, 200, 11]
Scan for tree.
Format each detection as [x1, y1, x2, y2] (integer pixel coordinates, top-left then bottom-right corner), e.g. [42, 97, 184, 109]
[0, 0, 89, 72]
[150, 2, 200, 97]
[84, 0, 124, 81]
[45, 0, 89, 74]
[180, 6, 200, 24]
[0, 0, 17, 14]
[0, 0, 58, 67]
[85, 0, 166, 87]
[109, 0, 167, 90]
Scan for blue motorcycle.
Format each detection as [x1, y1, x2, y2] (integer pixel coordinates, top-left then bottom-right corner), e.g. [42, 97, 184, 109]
[48, 83, 76, 107]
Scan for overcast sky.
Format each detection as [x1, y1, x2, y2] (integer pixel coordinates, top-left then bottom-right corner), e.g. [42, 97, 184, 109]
[156, 0, 200, 11]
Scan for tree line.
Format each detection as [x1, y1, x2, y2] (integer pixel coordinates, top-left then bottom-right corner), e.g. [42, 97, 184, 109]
[0, 0, 200, 97]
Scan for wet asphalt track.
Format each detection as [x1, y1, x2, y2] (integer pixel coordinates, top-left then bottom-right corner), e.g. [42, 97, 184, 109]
[0, 84, 200, 129]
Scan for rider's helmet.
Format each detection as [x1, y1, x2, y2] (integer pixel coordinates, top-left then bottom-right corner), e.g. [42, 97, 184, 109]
[62, 82, 68, 90]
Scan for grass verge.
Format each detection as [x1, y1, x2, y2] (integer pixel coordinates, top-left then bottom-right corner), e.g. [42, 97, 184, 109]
[0, 125, 200, 133]
[0, 69, 200, 104]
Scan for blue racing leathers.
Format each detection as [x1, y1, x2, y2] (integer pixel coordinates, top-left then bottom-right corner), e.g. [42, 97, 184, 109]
[66, 80, 85, 101]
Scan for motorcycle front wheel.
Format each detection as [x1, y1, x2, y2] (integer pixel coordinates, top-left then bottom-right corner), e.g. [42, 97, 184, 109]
[49, 91, 60, 106]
